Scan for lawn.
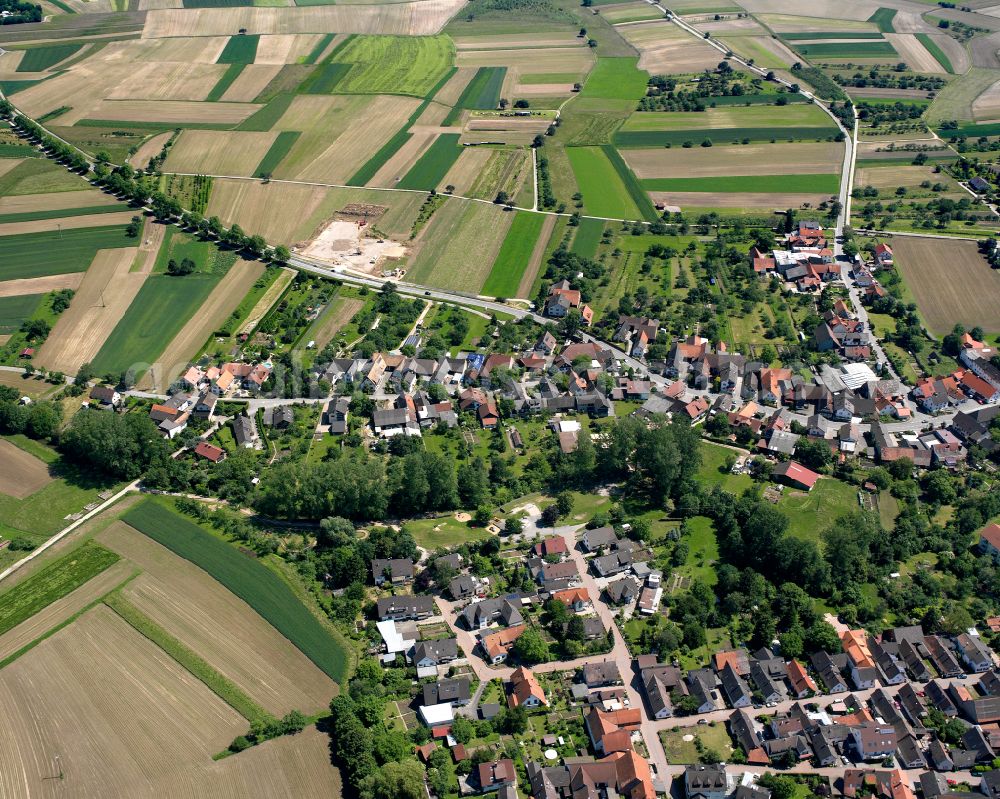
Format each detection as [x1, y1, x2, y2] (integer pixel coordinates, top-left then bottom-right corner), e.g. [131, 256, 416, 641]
[579, 57, 649, 102]
[0, 294, 44, 334]
[641, 174, 840, 193]
[397, 133, 462, 191]
[482, 211, 546, 298]
[404, 514, 490, 549]
[16, 43, 83, 72]
[0, 541, 119, 636]
[253, 131, 301, 177]
[777, 477, 859, 542]
[0, 225, 132, 280]
[570, 217, 604, 258]
[660, 722, 733, 763]
[330, 35, 455, 97]
[216, 34, 260, 65]
[679, 516, 720, 587]
[697, 441, 753, 494]
[122, 498, 350, 683]
[567, 146, 643, 219]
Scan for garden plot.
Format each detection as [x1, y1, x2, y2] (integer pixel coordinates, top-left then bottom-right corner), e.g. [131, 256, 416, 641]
[142, 0, 467, 38]
[0, 274, 84, 298]
[163, 131, 279, 177]
[206, 179, 331, 243]
[139, 260, 265, 391]
[0, 605, 245, 798]
[36, 246, 146, 375]
[99, 521, 337, 715]
[0, 439, 53, 500]
[622, 141, 843, 178]
[616, 20, 722, 73]
[300, 218, 408, 273]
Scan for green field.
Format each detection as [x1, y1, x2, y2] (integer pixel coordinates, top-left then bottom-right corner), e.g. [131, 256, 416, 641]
[0, 541, 120, 637]
[570, 216, 604, 258]
[347, 67, 456, 186]
[236, 93, 296, 132]
[443, 66, 506, 124]
[329, 35, 454, 97]
[301, 62, 351, 94]
[216, 34, 259, 65]
[482, 210, 546, 297]
[397, 133, 462, 190]
[0, 158, 88, 196]
[0, 294, 44, 333]
[868, 8, 897, 33]
[253, 130, 300, 177]
[206, 63, 245, 102]
[616, 127, 836, 146]
[938, 120, 1000, 138]
[794, 41, 896, 58]
[303, 33, 335, 65]
[641, 173, 840, 193]
[916, 33, 953, 73]
[602, 144, 658, 220]
[0, 225, 131, 280]
[621, 105, 834, 130]
[782, 31, 885, 41]
[121, 499, 350, 683]
[579, 57, 649, 101]
[16, 43, 83, 72]
[183, 0, 253, 6]
[566, 146, 644, 219]
[0, 203, 123, 224]
[778, 477, 859, 542]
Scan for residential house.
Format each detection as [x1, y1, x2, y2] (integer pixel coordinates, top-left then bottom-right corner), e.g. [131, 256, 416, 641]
[605, 577, 639, 606]
[980, 522, 1000, 560]
[262, 405, 294, 429]
[371, 558, 414, 586]
[585, 706, 641, 755]
[460, 597, 524, 630]
[478, 760, 517, 793]
[551, 587, 591, 612]
[232, 414, 258, 448]
[375, 595, 434, 621]
[684, 765, 730, 799]
[193, 442, 226, 464]
[582, 526, 619, 552]
[850, 723, 898, 761]
[583, 661, 622, 689]
[533, 535, 568, 560]
[787, 660, 818, 698]
[508, 667, 547, 709]
[956, 633, 994, 673]
[812, 650, 848, 693]
[89, 385, 120, 408]
[925, 635, 963, 678]
[720, 662, 753, 709]
[413, 639, 458, 669]
[423, 678, 470, 707]
[192, 391, 217, 421]
[480, 625, 526, 665]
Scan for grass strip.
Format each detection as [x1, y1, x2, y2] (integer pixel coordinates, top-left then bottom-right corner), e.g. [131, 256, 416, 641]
[104, 591, 274, 725]
[122, 499, 350, 683]
[570, 216, 604, 258]
[347, 66, 457, 186]
[235, 92, 295, 132]
[614, 126, 837, 147]
[303, 32, 335, 65]
[253, 130, 300, 177]
[0, 541, 120, 637]
[442, 66, 506, 125]
[217, 34, 259, 65]
[482, 210, 545, 297]
[916, 33, 953, 74]
[602, 143, 658, 221]
[868, 7, 897, 33]
[0, 204, 124, 224]
[206, 63, 246, 102]
[640, 173, 840, 193]
[397, 132, 462, 190]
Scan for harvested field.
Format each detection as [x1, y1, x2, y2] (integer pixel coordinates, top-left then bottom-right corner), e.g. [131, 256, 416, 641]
[928, 68, 1000, 124]
[407, 199, 514, 291]
[8, 62, 138, 123]
[220, 63, 283, 102]
[456, 47, 594, 73]
[307, 296, 364, 351]
[127, 131, 173, 168]
[892, 236, 1000, 336]
[650, 190, 832, 207]
[752, 4, 879, 28]
[621, 141, 843, 178]
[973, 76, 1000, 120]
[452, 32, 583, 49]
[0, 189, 116, 215]
[139, 260, 265, 391]
[82, 99, 262, 125]
[0, 210, 134, 237]
[254, 33, 326, 64]
[163, 130, 278, 177]
[123, 35, 230, 63]
[722, 35, 797, 68]
[0, 605, 246, 798]
[368, 131, 436, 187]
[439, 146, 494, 195]
[0, 438, 52, 500]
[98, 521, 337, 715]
[142, 0, 466, 37]
[35, 247, 146, 374]
[884, 33, 944, 73]
[0, 371, 50, 397]
[106, 61, 226, 101]
[239, 267, 295, 335]
[434, 66, 478, 106]
[855, 164, 957, 190]
[206, 179, 329, 243]
[616, 20, 721, 73]
[0, 559, 132, 663]
[0, 273, 84, 298]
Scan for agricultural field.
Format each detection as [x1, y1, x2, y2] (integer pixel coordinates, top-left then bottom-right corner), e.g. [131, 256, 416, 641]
[0, 224, 133, 280]
[481, 210, 547, 297]
[892, 236, 1000, 337]
[328, 35, 454, 96]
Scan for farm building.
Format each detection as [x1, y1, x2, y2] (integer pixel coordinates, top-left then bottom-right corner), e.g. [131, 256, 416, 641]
[772, 461, 820, 492]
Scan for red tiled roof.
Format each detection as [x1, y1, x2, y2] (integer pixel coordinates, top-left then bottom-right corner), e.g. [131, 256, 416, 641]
[981, 522, 1000, 551]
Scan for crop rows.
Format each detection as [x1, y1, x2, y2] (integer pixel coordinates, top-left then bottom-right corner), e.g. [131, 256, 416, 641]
[615, 126, 838, 147]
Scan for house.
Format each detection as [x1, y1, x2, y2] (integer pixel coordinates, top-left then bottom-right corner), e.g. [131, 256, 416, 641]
[980, 522, 1000, 560]
[419, 701, 454, 728]
[526, 751, 655, 799]
[787, 659, 818, 698]
[448, 574, 483, 601]
[262, 405, 294, 429]
[582, 526, 619, 552]
[423, 678, 471, 707]
[478, 760, 517, 793]
[850, 723, 898, 761]
[508, 667, 547, 709]
[232, 414, 258, 448]
[811, 650, 847, 693]
[582, 661, 622, 688]
[842, 629, 879, 689]
[585, 706, 642, 755]
[713, 649, 751, 677]
[955, 633, 994, 673]
[193, 441, 226, 463]
[720, 662, 753, 709]
[685, 765, 730, 799]
[480, 625, 526, 664]
[413, 639, 458, 668]
[874, 243, 893, 266]
[533, 535, 568, 560]
[478, 401, 500, 429]
[772, 460, 820, 492]
[89, 385, 120, 408]
[192, 392, 217, 421]
[552, 587, 591, 612]
[460, 597, 524, 630]
[371, 558, 414, 586]
[605, 577, 639, 606]
[750, 660, 785, 705]
[970, 176, 991, 193]
[637, 584, 662, 615]
[925, 634, 963, 678]
[375, 595, 434, 621]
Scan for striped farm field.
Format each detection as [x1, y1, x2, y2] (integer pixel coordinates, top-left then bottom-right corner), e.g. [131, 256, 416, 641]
[621, 141, 844, 179]
[621, 104, 835, 131]
[0, 225, 132, 280]
[328, 34, 455, 96]
[0, 294, 44, 334]
[482, 211, 546, 297]
[15, 43, 83, 72]
[397, 133, 462, 190]
[253, 130, 300, 177]
[616, 127, 837, 147]
[122, 499, 351, 683]
[641, 174, 839, 193]
[442, 66, 505, 124]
